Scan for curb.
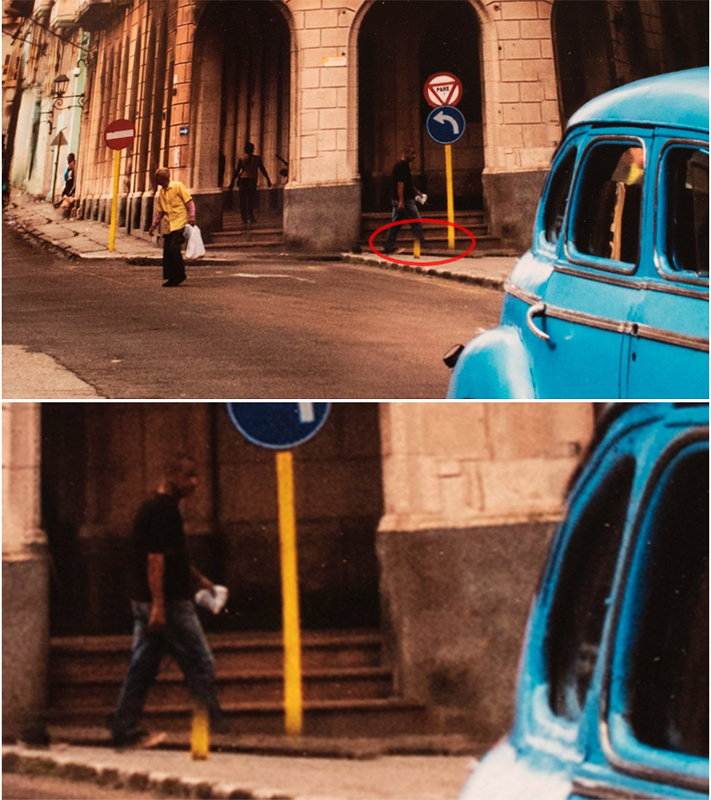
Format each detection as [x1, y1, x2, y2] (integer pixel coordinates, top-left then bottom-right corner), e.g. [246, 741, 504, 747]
[2, 748, 293, 800]
[5, 209, 508, 288]
[341, 254, 506, 291]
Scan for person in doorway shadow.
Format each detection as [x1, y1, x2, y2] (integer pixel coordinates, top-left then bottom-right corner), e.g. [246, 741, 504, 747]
[229, 142, 272, 224]
[108, 454, 230, 748]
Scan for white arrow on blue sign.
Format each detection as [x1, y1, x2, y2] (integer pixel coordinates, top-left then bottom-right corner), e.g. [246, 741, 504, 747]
[426, 105, 466, 145]
[226, 402, 331, 449]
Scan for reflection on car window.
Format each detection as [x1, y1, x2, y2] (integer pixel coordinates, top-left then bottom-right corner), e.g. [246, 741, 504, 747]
[547, 457, 634, 721]
[543, 149, 576, 245]
[573, 144, 644, 265]
[628, 449, 709, 758]
[664, 148, 709, 277]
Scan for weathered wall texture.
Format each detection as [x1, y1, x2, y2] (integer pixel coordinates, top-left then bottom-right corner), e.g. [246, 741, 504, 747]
[377, 402, 595, 737]
[2, 402, 50, 742]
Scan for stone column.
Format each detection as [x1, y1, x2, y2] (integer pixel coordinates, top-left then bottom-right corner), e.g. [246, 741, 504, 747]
[2, 402, 50, 743]
[283, 0, 361, 251]
[377, 401, 594, 740]
[480, 0, 562, 248]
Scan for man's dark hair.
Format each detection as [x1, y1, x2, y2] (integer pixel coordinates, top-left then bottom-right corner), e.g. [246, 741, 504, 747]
[245, 142, 255, 155]
[164, 453, 195, 479]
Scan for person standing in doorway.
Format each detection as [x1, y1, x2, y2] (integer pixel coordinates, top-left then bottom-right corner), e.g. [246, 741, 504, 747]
[109, 454, 229, 748]
[383, 145, 426, 255]
[230, 142, 272, 224]
[148, 168, 196, 287]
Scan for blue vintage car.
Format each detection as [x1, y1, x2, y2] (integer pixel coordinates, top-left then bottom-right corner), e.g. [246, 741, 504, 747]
[446, 69, 709, 399]
[459, 402, 709, 800]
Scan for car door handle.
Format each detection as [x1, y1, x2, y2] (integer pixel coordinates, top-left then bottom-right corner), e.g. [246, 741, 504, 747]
[526, 302, 550, 341]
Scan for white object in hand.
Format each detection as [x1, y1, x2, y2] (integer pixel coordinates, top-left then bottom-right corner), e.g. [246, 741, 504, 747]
[195, 585, 229, 615]
[415, 193, 427, 205]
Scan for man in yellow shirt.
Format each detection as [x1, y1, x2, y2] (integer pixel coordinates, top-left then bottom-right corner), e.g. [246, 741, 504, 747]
[148, 168, 196, 287]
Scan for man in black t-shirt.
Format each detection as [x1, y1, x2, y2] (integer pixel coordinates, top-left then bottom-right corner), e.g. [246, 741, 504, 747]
[383, 145, 426, 254]
[109, 455, 228, 748]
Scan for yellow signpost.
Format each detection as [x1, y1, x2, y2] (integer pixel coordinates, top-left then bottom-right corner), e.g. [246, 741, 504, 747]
[445, 144, 455, 250]
[108, 149, 121, 252]
[276, 449, 304, 735]
[103, 118, 136, 253]
[226, 403, 331, 739]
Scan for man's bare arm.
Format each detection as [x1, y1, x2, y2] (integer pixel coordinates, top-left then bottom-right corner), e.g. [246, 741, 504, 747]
[147, 553, 165, 630]
[397, 182, 405, 209]
[191, 565, 215, 594]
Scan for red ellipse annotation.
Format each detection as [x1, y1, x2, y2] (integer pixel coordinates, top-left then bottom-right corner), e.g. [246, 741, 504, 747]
[368, 218, 476, 267]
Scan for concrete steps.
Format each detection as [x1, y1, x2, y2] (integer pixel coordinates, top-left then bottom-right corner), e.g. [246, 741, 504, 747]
[48, 629, 428, 737]
[361, 210, 512, 254]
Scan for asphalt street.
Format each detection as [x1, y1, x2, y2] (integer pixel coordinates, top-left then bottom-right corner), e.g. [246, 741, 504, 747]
[2, 222, 502, 399]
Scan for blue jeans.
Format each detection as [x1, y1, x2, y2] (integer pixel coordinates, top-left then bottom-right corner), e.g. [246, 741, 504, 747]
[384, 199, 425, 253]
[110, 601, 223, 741]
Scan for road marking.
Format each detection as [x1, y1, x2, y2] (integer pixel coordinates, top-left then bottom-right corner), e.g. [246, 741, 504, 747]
[230, 273, 315, 283]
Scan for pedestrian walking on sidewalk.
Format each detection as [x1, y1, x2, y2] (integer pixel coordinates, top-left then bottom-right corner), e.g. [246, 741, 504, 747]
[229, 142, 272, 224]
[109, 454, 229, 748]
[383, 145, 426, 255]
[148, 168, 195, 287]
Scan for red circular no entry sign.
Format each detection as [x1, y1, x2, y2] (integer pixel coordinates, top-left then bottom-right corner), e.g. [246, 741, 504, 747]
[104, 118, 136, 150]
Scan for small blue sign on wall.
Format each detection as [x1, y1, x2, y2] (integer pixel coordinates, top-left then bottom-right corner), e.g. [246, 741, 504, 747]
[426, 105, 466, 145]
[226, 403, 331, 450]
[179, 126, 189, 137]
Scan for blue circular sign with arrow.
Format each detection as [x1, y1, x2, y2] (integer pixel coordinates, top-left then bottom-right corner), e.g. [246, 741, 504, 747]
[226, 402, 331, 449]
[426, 105, 466, 145]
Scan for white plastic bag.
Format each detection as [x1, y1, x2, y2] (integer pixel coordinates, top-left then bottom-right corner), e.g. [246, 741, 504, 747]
[184, 223, 206, 259]
[195, 585, 229, 615]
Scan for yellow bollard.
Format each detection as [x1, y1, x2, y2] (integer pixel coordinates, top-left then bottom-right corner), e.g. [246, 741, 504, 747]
[413, 239, 421, 259]
[191, 704, 210, 760]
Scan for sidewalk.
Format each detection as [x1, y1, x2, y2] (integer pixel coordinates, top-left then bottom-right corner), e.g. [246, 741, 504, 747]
[2, 345, 103, 399]
[3, 194, 518, 290]
[2, 742, 475, 800]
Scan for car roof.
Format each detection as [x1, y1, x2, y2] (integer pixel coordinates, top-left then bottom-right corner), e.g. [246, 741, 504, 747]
[566, 67, 709, 134]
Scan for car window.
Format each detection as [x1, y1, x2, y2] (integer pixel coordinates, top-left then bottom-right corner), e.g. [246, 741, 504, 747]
[626, 447, 708, 759]
[547, 456, 635, 722]
[662, 147, 709, 277]
[543, 148, 577, 246]
[572, 142, 645, 266]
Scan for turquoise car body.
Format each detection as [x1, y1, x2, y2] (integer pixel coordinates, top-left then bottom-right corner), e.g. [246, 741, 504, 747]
[448, 69, 709, 399]
[459, 403, 709, 800]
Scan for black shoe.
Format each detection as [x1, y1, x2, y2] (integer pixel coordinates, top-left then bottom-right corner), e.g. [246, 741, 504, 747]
[162, 276, 186, 287]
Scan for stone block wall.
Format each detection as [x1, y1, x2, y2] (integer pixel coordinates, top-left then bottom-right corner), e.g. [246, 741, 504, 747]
[377, 402, 595, 739]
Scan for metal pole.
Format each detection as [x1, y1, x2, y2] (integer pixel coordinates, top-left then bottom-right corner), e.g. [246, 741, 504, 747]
[445, 144, 455, 249]
[276, 449, 303, 735]
[108, 149, 120, 251]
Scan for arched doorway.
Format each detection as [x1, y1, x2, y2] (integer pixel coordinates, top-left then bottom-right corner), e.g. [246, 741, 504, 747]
[192, 2, 291, 218]
[40, 403, 383, 637]
[358, 1, 483, 212]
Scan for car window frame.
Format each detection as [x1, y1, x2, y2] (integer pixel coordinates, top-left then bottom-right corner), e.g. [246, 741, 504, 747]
[564, 134, 649, 277]
[599, 432, 710, 794]
[535, 140, 580, 258]
[653, 137, 710, 289]
[520, 436, 639, 753]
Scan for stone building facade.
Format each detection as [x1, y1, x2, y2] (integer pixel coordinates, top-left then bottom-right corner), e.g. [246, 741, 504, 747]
[3, 401, 594, 740]
[3, 0, 706, 250]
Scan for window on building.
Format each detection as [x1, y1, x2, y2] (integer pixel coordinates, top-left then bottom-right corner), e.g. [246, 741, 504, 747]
[627, 448, 708, 758]
[572, 143, 645, 266]
[543, 147, 577, 246]
[547, 457, 635, 721]
[662, 147, 709, 277]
